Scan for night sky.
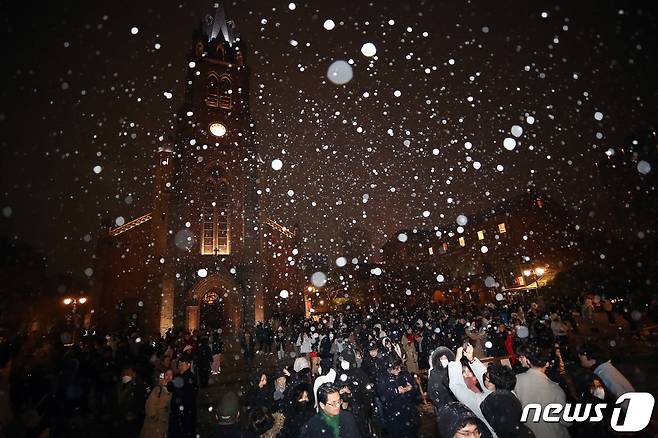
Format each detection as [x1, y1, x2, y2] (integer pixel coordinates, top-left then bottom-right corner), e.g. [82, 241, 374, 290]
[1, 0, 657, 276]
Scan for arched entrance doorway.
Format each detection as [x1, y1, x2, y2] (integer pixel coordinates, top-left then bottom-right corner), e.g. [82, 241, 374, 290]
[186, 274, 242, 334]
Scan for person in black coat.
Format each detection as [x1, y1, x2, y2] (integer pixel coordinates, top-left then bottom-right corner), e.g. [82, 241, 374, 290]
[376, 357, 420, 438]
[437, 402, 493, 438]
[480, 390, 535, 438]
[300, 382, 361, 438]
[279, 382, 315, 438]
[319, 332, 334, 363]
[427, 346, 457, 410]
[196, 337, 212, 387]
[113, 365, 147, 437]
[360, 341, 386, 383]
[245, 370, 273, 412]
[168, 353, 198, 438]
[335, 351, 374, 437]
[241, 329, 255, 366]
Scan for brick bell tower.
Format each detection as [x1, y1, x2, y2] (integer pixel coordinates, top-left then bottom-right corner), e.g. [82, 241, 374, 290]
[151, 2, 263, 336]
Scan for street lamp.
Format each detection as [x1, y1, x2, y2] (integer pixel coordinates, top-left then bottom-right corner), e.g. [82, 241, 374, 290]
[62, 296, 88, 345]
[63, 296, 87, 311]
[522, 267, 548, 298]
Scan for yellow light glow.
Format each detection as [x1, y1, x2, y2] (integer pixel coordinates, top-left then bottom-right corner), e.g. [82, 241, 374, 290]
[209, 122, 227, 137]
[63, 298, 72, 305]
[535, 267, 545, 276]
[78, 297, 87, 304]
[523, 270, 532, 277]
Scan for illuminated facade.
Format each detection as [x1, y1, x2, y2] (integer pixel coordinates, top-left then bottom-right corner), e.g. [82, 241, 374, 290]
[94, 3, 300, 335]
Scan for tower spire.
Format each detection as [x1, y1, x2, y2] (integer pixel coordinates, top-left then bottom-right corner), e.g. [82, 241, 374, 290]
[202, 2, 238, 46]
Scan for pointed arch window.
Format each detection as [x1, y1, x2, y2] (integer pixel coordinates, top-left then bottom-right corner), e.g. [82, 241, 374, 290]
[206, 73, 219, 108]
[201, 179, 230, 255]
[219, 76, 232, 109]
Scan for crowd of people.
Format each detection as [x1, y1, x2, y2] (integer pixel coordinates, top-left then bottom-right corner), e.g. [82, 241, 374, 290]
[0, 292, 652, 437]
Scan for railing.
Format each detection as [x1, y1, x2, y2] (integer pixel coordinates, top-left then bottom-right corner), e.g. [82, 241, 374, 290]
[109, 212, 153, 236]
[264, 217, 295, 239]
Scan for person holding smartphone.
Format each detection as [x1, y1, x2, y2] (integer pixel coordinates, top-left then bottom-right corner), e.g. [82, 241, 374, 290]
[140, 368, 174, 438]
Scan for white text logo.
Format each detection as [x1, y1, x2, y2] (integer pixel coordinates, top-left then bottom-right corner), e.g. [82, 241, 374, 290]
[521, 392, 655, 432]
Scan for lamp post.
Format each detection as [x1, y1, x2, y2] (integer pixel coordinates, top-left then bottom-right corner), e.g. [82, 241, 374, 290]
[63, 296, 88, 344]
[303, 286, 316, 318]
[523, 267, 547, 299]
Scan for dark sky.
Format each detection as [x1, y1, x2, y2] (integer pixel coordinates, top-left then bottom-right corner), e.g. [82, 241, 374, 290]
[1, 0, 657, 276]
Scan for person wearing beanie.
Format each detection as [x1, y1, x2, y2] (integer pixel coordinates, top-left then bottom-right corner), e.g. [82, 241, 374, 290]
[481, 390, 535, 438]
[208, 391, 257, 438]
[272, 368, 289, 411]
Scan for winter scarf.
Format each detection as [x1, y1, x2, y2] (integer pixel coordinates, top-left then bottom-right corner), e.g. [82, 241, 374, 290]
[320, 411, 339, 438]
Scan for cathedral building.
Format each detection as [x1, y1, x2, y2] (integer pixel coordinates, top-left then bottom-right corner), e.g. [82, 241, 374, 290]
[93, 3, 301, 336]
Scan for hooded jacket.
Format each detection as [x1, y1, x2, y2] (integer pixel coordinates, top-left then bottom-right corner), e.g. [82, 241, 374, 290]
[279, 383, 316, 438]
[447, 357, 496, 437]
[427, 346, 457, 408]
[437, 402, 493, 438]
[247, 370, 273, 411]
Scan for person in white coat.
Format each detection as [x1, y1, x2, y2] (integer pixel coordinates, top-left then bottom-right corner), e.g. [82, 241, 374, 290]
[296, 332, 313, 356]
[447, 344, 498, 438]
[514, 344, 571, 438]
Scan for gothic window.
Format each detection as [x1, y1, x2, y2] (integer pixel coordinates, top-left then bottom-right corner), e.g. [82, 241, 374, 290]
[206, 73, 219, 107]
[200, 179, 231, 255]
[219, 75, 232, 109]
[202, 291, 220, 304]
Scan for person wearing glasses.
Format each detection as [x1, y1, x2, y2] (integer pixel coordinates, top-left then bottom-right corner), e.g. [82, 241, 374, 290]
[438, 402, 492, 438]
[300, 382, 361, 438]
